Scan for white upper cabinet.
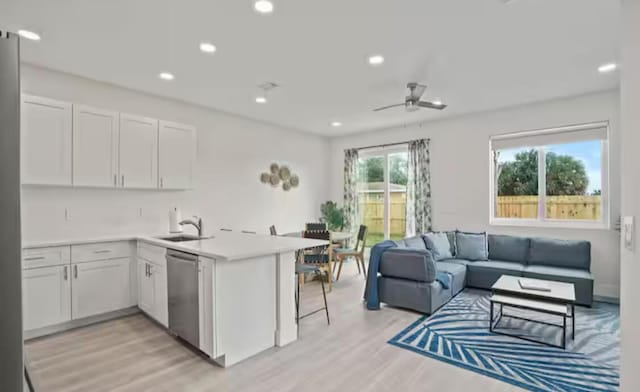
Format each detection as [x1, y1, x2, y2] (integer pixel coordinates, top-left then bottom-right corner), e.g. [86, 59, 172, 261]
[21, 95, 72, 185]
[72, 105, 119, 187]
[20, 95, 195, 190]
[159, 120, 196, 190]
[119, 113, 158, 189]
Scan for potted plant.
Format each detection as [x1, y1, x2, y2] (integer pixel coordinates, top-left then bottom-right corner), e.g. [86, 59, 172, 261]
[320, 201, 345, 231]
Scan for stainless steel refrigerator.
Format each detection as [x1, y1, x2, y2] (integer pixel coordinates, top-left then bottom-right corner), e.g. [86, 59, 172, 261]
[0, 29, 25, 392]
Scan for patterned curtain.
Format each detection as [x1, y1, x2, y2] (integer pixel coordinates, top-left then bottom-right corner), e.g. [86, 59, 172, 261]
[343, 149, 359, 233]
[406, 139, 432, 236]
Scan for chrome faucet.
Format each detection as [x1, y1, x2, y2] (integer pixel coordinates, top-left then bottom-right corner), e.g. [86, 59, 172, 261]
[179, 216, 204, 237]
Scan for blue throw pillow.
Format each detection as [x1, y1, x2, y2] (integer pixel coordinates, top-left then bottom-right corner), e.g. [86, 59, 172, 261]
[423, 232, 453, 261]
[456, 231, 488, 261]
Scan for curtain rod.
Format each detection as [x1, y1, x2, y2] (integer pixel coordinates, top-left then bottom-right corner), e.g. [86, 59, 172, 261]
[347, 138, 429, 152]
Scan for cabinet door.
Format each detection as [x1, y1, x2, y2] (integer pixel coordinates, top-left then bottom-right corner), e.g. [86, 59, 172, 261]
[137, 259, 154, 314]
[72, 258, 131, 319]
[119, 113, 158, 189]
[23, 265, 71, 330]
[73, 105, 119, 187]
[158, 121, 196, 190]
[150, 262, 168, 327]
[21, 95, 72, 185]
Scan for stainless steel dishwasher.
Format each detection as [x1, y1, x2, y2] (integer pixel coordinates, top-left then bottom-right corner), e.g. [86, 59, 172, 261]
[166, 249, 199, 348]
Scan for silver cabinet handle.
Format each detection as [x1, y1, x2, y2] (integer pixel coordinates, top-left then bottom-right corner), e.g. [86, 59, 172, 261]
[74, 265, 78, 279]
[145, 263, 149, 277]
[63, 266, 68, 281]
[148, 264, 153, 276]
[113, 174, 117, 187]
[93, 250, 111, 254]
[24, 256, 45, 261]
[160, 177, 163, 188]
[121, 174, 125, 187]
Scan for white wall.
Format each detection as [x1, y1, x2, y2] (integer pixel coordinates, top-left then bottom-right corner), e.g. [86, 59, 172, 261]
[329, 91, 621, 298]
[20, 65, 330, 242]
[620, 0, 640, 390]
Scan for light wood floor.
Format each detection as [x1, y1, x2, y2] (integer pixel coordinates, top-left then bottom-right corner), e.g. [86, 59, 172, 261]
[26, 261, 523, 392]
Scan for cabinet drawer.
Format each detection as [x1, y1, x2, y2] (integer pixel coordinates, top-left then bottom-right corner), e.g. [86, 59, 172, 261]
[22, 246, 71, 269]
[72, 241, 131, 263]
[137, 242, 167, 265]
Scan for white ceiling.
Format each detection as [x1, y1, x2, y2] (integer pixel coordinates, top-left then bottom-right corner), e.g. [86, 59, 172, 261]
[0, 0, 620, 136]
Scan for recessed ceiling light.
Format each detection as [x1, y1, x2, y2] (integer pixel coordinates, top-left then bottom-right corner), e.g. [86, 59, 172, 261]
[254, 0, 274, 14]
[331, 121, 342, 127]
[17, 29, 41, 41]
[598, 63, 617, 73]
[368, 55, 385, 66]
[255, 96, 267, 104]
[432, 99, 443, 106]
[199, 42, 216, 54]
[158, 72, 175, 81]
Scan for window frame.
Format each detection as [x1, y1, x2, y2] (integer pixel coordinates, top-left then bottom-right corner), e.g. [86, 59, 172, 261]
[489, 122, 610, 230]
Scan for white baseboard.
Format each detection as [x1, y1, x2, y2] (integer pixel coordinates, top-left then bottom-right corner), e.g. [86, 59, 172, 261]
[594, 283, 620, 301]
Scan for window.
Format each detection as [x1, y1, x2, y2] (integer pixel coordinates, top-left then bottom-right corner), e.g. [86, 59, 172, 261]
[357, 147, 408, 245]
[490, 123, 609, 228]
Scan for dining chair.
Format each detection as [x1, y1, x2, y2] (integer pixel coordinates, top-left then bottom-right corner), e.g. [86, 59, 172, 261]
[305, 222, 327, 231]
[302, 228, 334, 292]
[334, 225, 368, 281]
[270, 225, 330, 326]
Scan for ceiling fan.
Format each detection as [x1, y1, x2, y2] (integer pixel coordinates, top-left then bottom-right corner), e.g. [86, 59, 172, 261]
[373, 82, 447, 112]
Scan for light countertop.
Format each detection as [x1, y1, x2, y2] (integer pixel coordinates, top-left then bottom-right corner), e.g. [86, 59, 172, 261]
[24, 231, 329, 261]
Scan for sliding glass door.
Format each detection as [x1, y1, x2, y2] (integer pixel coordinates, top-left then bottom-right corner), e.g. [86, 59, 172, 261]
[356, 147, 408, 245]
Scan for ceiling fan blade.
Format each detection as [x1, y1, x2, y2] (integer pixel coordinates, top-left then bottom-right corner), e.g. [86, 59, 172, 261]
[418, 101, 447, 110]
[373, 103, 405, 112]
[409, 83, 427, 100]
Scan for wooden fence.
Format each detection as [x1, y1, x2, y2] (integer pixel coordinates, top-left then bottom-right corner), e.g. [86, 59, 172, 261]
[496, 195, 602, 220]
[359, 193, 406, 237]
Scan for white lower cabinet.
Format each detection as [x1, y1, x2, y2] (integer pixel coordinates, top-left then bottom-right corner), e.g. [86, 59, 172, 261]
[22, 242, 134, 335]
[137, 259, 155, 314]
[22, 265, 72, 331]
[72, 258, 131, 319]
[150, 261, 168, 327]
[137, 243, 168, 327]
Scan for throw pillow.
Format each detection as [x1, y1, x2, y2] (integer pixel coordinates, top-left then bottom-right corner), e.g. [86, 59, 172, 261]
[456, 231, 489, 261]
[423, 232, 453, 261]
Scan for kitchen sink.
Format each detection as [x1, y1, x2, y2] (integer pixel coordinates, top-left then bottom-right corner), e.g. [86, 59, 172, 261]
[157, 235, 211, 243]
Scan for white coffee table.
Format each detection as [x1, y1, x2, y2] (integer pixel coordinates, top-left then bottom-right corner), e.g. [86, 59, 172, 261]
[489, 275, 576, 349]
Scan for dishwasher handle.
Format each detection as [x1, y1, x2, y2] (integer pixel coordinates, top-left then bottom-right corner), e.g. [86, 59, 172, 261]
[166, 249, 199, 262]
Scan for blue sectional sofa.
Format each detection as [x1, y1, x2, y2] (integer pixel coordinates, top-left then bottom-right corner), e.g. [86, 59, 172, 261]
[376, 233, 594, 314]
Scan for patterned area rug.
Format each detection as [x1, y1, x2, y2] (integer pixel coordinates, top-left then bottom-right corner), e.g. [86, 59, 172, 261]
[388, 290, 620, 392]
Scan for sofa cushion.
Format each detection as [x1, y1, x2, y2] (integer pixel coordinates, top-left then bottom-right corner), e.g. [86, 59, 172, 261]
[446, 231, 457, 256]
[488, 234, 530, 263]
[403, 235, 427, 250]
[378, 276, 451, 314]
[379, 248, 436, 283]
[423, 232, 453, 260]
[466, 259, 524, 289]
[523, 265, 594, 306]
[455, 232, 488, 261]
[437, 262, 467, 295]
[440, 258, 472, 266]
[528, 237, 591, 270]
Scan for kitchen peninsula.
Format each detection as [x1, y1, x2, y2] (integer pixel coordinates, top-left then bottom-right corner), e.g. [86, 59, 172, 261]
[22, 231, 329, 367]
